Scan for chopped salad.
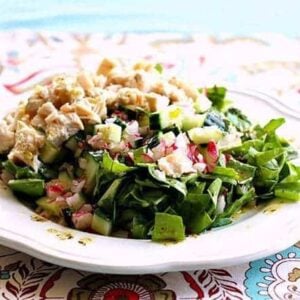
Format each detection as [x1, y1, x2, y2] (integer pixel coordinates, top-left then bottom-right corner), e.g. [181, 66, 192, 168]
[0, 59, 299, 242]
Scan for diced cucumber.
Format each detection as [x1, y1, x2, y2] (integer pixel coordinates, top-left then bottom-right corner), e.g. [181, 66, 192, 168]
[182, 114, 206, 131]
[84, 124, 96, 135]
[67, 193, 86, 210]
[83, 151, 102, 194]
[65, 135, 78, 152]
[275, 182, 300, 201]
[91, 208, 112, 236]
[113, 118, 126, 130]
[188, 211, 213, 234]
[162, 125, 181, 136]
[131, 216, 148, 239]
[133, 146, 148, 163]
[58, 170, 73, 190]
[137, 109, 149, 127]
[64, 134, 84, 158]
[39, 140, 61, 164]
[94, 123, 122, 143]
[193, 94, 212, 113]
[62, 208, 73, 227]
[152, 212, 185, 242]
[119, 105, 138, 120]
[149, 105, 183, 130]
[131, 138, 144, 149]
[38, 164, 58, 180]
[75, 167, 84, 178]
[117, 209, 139, 230]
[8, 179, 45, 198]
[36, 197, 61, 217]
[188, 126, 223, 144]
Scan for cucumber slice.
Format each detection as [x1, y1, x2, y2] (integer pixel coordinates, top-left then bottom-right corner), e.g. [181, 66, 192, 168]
[188, 211, 213, 234]
[66, 193, 86, 210]
[152, 212, 185, 242]
[113, 118, 126, 130]
[133, 146, 148, 163]
[131, 216, 148, 239]
[8, 179, 45, 198]
[58, 170, 73, 190]
[188, 126, 223, 144]
[162, 125, 181, 136]
[149, 105, 183, 130]
[182, 114, 206, 131]
[137, 109, 149, 127]
[119, 105, 137, 120]
[84, 124, 96, 135]
[91, 208, 112, 236]
[94, 123, 122, 143]
[65, 135, 78, 152]
[39, 140, 61, 164]
[193, 94, 212, 113]
[36, 197, 61, 217]
[83, 151, 102, 195]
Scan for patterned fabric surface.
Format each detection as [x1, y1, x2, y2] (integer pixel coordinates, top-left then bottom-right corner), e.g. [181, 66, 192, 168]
[0, 31, 300, 299]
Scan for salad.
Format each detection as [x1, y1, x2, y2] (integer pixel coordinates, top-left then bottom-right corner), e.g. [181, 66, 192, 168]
[0, 58, 299, 242]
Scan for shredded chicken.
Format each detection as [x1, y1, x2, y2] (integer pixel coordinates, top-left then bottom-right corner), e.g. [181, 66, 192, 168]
[0, 120, 15, 154]
[8, 121, 45, 166]
[50, 75, 85, 108]
[2, 58, 207, 163]
[97, 58, 119, 76]
[45, 112, 84, 146]
[169, 76, 199, 101]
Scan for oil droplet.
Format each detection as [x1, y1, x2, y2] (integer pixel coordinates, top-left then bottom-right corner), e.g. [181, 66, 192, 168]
[263, 201, 283, 214]
[31, 214, 47, 222]
[47, 228, 73, 240]
[78, 237, 93, 246]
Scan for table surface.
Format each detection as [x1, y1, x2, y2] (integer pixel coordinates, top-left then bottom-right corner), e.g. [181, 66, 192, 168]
[0, 31, 300, 299]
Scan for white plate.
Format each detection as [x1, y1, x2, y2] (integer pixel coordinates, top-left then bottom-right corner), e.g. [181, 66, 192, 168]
[0, 90, 299, 274]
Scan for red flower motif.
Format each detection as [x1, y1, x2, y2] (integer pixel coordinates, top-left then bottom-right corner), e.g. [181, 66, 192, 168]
[67, 274, 176, 300]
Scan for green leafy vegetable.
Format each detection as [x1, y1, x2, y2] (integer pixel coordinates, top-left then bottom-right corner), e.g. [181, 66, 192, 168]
[206, 86, 229, 111]
[154, 63, 163, 74]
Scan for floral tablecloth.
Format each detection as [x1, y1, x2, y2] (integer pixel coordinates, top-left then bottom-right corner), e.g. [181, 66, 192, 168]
[0, 31, 300, 299]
